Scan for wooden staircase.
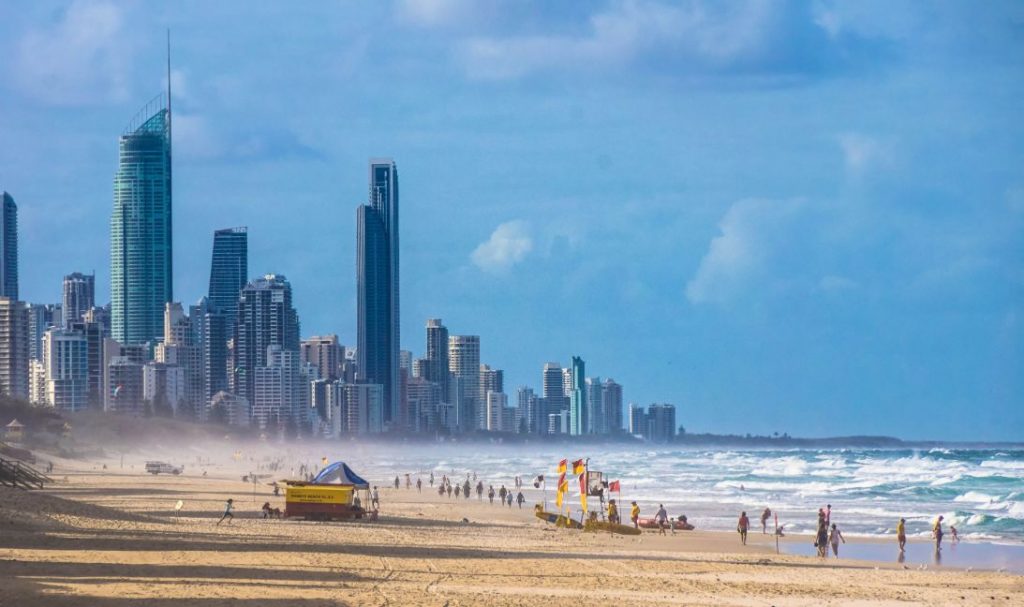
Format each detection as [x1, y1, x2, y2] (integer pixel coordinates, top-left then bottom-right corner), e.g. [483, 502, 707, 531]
[0, 456, 51, 489]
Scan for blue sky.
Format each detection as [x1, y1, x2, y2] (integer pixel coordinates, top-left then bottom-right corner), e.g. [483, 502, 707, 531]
[1, 1, 1021, 441]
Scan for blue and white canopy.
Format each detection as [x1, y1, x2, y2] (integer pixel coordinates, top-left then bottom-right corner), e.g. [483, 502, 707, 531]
[312, 462, 370, 489]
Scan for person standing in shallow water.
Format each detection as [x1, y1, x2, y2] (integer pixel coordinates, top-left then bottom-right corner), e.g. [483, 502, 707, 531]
[896, 517, 907, 552]
[933, 515, 945, 550]
[760, 507, 772, 534]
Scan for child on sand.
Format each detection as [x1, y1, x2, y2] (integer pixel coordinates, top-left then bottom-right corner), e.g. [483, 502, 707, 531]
[829, 523, 846, 557]
[216, 498, 234, 525]
[737, 511, 753, 544]
[950, 525, 960, 543]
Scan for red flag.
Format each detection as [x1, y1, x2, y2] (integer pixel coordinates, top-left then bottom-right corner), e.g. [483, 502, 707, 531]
[609, 480, 620, 493]
[572, 459, 585, 475]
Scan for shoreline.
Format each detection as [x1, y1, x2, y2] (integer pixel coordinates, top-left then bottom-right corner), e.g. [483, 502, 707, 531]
[1, 453, 1021, 605]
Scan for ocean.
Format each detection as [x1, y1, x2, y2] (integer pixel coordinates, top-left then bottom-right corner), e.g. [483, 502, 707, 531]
[337, 445, 1024, 545]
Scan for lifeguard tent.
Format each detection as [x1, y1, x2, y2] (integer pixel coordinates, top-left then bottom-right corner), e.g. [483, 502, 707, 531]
[284, 462, 370, 520]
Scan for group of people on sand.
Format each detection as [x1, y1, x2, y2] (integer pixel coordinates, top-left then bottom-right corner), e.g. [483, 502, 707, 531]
[393, 472, 527, 509]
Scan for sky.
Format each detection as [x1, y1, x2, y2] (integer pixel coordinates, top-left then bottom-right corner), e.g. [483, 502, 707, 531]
[0, 1, 1021, 441]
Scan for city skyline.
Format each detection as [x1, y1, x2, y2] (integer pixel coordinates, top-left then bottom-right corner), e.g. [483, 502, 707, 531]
[0, 2, 1021, 440]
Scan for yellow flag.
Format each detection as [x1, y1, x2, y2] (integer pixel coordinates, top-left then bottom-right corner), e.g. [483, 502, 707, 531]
[556, 488, 564, 508]
[579, 473, 588, 513]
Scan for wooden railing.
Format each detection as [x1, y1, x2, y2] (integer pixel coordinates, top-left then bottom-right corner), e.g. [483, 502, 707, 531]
[0, 457, 51, 489]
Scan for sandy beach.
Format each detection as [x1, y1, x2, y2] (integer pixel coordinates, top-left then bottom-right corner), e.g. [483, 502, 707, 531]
[0, 451, 1021, 607]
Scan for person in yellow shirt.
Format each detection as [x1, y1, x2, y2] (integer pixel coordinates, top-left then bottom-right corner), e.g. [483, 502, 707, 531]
[933, 515, 945, 550]
[607, 499, 619, 524]
[896, 517, 907, 552]
[630, 501, 641, 529]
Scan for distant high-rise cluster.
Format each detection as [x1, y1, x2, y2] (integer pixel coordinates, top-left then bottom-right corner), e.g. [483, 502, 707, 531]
[2, 62, 676, 443]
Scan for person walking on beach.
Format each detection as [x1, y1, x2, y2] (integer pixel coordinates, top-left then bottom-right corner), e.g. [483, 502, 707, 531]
[216, 498, 234, 525]
[815, 511, 829, 558]
[507, 493, 513, 508]
[371, 486, 380, 510]
[630, 502, 640, 529]
[737, 511, 749, 545]
[655, 504, 669, 535]
[933, 515, 944, 550]
[517, 491, 525, 509]
[829, 523, 846, 557]
[476, 481, 484, 500]
[499, 485, 508, 505]
[416, 478, 422, 492]
[896, 517, 907, 552]
[607, 499, 619, 524]
[429, 472, 434, 486]
[405, 474, 411, 489]
[454, 484, 461, 498]
[463, 480, 471, 499]
[488, 485, 495, 504]
[760, 507, 772, 534]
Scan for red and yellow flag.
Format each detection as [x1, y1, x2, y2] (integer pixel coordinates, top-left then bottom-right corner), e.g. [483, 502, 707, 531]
[557, 459, 567, 474]
[572, 459, 585, 475]
[578, 473, 588, 512]
[555, 473, 569, 508]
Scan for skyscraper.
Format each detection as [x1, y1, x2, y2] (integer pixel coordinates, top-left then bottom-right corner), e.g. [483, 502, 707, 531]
[1, 192, 18, 300]
[356, 159, 399, 427]
[234, 274, 300, 410]
[568, 356, 586, 435]
[110, 94, 172, 345]
[424, 318, 449, 395]
[42, 328, 88, 411]
[62, 272, 95, 327]
[602, 378, 623, 434]
[208, 227, 247, 326]
[0, 298, 29, 399]
[448, 335, 480, 432]
[300, 335, 343, 381]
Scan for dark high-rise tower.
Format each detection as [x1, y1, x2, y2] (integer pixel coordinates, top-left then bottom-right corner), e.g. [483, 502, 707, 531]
[424, 318, 449, 395]
[208, 227, 248, 326]
[110, 92, 172, 345]
[357, 158, 399, 427]
[62, 272, 95, 327]
[234, 274, 300, 407]
[1, 192, 18, 300]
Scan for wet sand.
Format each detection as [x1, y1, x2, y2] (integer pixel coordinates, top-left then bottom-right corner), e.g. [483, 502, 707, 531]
[1, 454, 1022, 606]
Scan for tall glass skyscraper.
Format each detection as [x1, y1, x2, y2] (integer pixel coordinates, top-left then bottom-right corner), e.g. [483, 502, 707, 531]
[110, 96, 172, 345]
[1, 191, 18, 300]
[568, 356, 586, 435]
[357, 159, 399, 427]
[208, 226, 248, 327]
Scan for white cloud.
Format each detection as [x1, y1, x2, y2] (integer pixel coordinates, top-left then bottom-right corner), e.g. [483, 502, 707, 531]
[457, 0, 843, 81]
[838, 132, 892, 177]
[685, 198, 808, 304]
[471, 220, 533, 272]
[14, 1, 132, 105]
[397, 0, 477, 27]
